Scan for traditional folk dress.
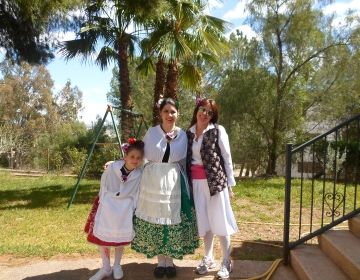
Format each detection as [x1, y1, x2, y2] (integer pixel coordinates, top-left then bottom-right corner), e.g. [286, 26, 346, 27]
[131, 125, 199, 259]
[187, 123, 238, 237]
[84, 160, 142, 246]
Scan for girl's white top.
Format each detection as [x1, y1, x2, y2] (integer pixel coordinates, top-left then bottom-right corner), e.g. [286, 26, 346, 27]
[189, 123, 236, 187]
[134, 125, 187, 225]
[143, 125, 187, 163]
[93, 160, 142, 243]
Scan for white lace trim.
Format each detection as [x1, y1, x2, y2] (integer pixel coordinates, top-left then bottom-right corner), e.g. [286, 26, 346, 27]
[135, 211, 181, 225]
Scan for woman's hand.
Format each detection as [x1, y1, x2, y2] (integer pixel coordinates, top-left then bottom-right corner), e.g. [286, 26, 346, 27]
[103, 161, 114, 170]
[228, 188, 235, 199]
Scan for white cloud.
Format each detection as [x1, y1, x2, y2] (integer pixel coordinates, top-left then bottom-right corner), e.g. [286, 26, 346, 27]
[79, 101, 109, 125]
[227, 24, 258, 39]
[208, 0, 224, 9]
[78, 87, 109, 125]
[204, 0, 224, 14]
[323, 0, 360, 16]
[223, 1, 249, 20]
[56, 31, 76, 42]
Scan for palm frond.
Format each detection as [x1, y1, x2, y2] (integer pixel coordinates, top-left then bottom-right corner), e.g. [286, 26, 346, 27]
[59, 37, 97, 60]
[172, 34, 193, 60]
[136, 56, 155, 76]
[179, 62, 202, 89]
[203, 15, 230, 33]
[198, 51, 219, 64]
[200, 30, 229, 56]
[95, 46, 117, 70]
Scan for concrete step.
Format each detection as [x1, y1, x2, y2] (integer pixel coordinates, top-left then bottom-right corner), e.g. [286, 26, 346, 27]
[319, 230, 360, 280]
[348, 215, 360, 239]
[290, 245, 349, 280]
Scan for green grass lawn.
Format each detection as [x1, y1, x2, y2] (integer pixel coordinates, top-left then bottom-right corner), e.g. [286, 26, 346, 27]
[0, 171, 99, 257]
[0, 171, 358, 259]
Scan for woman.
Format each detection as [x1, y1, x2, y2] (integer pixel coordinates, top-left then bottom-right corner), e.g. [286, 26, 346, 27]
[131, 98, 199, 278]
[186, 98, 238, 280]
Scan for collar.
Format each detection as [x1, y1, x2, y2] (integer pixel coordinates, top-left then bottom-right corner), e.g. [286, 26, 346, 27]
[112, 160, 139, 182]
[189, 123, 215, 134]
[157, 124, 180, 135]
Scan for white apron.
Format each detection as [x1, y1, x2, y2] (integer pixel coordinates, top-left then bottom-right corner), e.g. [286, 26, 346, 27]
[93, 193, 135, 243]
[93, 160, 141, 243]
[135, 162, 182, 225]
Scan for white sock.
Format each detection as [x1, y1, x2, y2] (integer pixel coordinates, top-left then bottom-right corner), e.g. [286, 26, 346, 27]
[219, 235, 231, 264]
[165, 256, 174, 267]
[114, 246, 124, 266]
[98, 246, 111, 272]
[157, 255, 166, 267]
[203, 231, 214, 260]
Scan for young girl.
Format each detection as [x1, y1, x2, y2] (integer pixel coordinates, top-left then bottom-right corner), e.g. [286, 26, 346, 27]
[84, 138, 144, 280]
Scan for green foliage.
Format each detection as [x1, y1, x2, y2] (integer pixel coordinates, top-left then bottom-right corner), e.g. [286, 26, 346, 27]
[66, 147, 87, 175]
[207, 1, 360, 175]
[107, 61, 197, 132]
[0, 0, 85, 63]
[0, 61, 88, 172]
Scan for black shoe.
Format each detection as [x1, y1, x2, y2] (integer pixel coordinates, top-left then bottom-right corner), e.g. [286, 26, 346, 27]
[166, 265, 177, 278]
[154, 266, 166, 278]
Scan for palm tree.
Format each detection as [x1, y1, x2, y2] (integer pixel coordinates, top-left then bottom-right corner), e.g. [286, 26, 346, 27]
[60, 0, 160, 139]
[138, 0, 228, 123]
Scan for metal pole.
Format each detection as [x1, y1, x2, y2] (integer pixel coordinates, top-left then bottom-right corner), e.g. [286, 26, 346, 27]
[67, 108, 109, 208]
[283, 143, 292, 265]
[109, 106, 123, 158]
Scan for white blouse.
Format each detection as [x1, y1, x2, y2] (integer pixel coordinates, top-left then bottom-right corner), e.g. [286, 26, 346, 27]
[143, 125, 187, 163]
[99, 160, 142, 201]
[189, 123, 236, 187]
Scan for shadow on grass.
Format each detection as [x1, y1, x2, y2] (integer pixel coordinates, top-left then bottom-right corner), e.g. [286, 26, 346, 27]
[231, 240, 283, 261]
[23, 262, 199, 280]
[0, 183, 98, 210]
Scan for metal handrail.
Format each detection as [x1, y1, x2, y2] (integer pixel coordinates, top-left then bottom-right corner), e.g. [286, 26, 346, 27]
[283, 114, 360, 264]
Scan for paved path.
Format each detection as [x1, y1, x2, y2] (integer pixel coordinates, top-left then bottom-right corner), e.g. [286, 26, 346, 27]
[0, 257, 298, 280]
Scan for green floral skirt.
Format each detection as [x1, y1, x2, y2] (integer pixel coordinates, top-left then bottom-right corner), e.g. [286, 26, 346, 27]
[131, 174, 199, 259]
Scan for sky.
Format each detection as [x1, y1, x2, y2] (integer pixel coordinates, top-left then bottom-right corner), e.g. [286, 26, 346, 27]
[46, 0, 360, 125]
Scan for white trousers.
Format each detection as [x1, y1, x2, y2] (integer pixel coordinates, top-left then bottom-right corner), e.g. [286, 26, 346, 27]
[192, 179, 238, 237]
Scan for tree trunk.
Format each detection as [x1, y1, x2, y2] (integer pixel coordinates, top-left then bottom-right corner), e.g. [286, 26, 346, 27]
[266, 115, 280, 175]
[164, 61, 179, 100]
[118, 37, 132, 141]
[152, 55, 166, 125]
[265, 24, 283, 176]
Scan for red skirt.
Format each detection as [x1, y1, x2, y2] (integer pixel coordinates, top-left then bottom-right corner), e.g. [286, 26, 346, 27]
[84, 196, 131, 247]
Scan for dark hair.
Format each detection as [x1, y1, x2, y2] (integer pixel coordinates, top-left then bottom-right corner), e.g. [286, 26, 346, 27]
[159, 98, 179, 111]
[190, 98, 219, 127]
[126, 140, 145, 155]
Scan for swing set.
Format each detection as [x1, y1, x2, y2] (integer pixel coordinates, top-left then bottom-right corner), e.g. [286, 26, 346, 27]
[67, 105, 148, 208]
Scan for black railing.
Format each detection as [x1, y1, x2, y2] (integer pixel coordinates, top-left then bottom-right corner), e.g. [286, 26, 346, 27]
[283, 114, 360, 264]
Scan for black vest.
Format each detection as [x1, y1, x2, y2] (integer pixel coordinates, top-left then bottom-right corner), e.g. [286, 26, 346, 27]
[186, 125, 228, 196]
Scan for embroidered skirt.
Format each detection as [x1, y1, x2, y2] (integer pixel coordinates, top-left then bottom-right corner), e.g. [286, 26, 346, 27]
[84, 196, 131, 247]
[131, 163, 199, 259]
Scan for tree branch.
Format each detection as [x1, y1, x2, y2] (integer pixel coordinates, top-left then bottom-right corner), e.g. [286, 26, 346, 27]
[281, 42, 348, 93]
